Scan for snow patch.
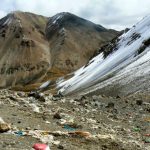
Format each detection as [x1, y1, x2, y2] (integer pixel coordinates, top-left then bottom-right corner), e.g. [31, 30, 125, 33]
[39, 81, 51, 89]
[3, 18, 12, 25]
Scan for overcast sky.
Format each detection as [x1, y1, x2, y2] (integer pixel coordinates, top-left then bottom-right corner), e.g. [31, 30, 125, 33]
[0, 0, 149, 30]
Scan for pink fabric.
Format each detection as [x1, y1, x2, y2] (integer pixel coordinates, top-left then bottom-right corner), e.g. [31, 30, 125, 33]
[33, 143, 49, 150]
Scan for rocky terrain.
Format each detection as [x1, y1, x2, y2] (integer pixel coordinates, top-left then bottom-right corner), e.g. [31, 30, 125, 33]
[0, 89, 150, 150]
[0, 11, 118, 88]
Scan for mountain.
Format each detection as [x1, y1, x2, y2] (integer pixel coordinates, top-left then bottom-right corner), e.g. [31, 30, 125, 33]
[57, 15, 150, 96]
[0, 11, 49, 87]
[45, 12, 118, 78]
[0, 11, 118, 88]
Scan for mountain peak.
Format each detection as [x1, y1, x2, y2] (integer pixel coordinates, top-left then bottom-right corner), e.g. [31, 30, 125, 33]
[6, 11, 47, 21]
[7, 11, 26, 19]
[46, 12, 107, 39]
[9, 10, 22, 15]
[48, 12, 76, 25]
[0, 11, 25, 27]
[54, 12, 72, 17]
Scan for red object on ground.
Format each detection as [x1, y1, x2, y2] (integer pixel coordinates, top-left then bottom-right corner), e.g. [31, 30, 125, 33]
[33, 143, 50, 150]
[144, 134, 150, 137]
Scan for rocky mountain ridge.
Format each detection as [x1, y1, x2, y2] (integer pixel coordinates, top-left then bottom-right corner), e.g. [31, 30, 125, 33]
[0, 11, 118, 89]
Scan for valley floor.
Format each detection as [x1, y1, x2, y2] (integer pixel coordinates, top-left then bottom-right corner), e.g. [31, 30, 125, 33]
[0, 89, 150, 150]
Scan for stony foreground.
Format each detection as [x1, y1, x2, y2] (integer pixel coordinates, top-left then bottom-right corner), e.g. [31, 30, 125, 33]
[0, 89, 150, 150]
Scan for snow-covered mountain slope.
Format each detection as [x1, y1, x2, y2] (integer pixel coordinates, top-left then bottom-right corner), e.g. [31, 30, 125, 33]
[57, 15, 150, 96]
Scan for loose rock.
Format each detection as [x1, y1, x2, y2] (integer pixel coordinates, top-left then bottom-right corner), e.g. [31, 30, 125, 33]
[0, 121, 11, 133]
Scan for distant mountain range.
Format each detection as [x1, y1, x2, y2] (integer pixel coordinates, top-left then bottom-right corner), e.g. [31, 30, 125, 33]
[0, 11, 118, 88]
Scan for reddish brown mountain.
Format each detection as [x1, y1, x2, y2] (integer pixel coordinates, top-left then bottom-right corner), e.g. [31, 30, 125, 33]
[0, 11, 118, 89]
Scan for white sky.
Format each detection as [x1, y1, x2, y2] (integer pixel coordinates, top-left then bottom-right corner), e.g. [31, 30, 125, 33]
[0, 0, 150, 30]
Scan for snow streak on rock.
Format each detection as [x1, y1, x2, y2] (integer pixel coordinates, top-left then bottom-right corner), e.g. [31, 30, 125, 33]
[57, 15, 150, 95]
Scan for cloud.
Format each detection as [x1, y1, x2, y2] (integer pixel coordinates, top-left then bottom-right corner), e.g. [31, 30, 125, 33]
[0, 0, 150, 30]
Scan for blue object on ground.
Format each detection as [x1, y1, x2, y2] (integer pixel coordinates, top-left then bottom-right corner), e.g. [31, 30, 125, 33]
[64, 125, 75, 131]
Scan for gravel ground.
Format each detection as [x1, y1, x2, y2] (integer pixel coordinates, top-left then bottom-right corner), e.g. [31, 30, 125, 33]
[0, 89, 150, 150]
